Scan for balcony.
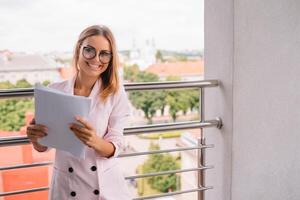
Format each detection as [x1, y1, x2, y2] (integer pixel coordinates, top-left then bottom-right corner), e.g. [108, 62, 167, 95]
[0, 80, 222, 200]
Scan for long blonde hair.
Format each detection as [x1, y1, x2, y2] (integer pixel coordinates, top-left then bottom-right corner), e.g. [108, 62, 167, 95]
[73, 25, 119, 101]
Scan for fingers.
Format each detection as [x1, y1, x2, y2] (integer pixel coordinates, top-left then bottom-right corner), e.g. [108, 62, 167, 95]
[27, 124, 48, 134]
[71, 129, 89, 141]
[70, 128, 91, 147]
[26, 124, 48, 142]
[69, 124, 95, 147]
[69, 124, 91, 136]
[28, 129, 47, 138]
[29, 118, 36, 125]
[74, 116, 93, 130]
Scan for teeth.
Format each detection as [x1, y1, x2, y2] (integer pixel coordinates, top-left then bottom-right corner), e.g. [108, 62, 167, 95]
[88, 63, 101, 69]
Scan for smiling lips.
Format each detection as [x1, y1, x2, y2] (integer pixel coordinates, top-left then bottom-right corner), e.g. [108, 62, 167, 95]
[86, 62, 103, 70]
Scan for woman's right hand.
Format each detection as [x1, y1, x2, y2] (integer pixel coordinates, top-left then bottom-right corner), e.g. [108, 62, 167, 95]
[26, 118, 48, 152]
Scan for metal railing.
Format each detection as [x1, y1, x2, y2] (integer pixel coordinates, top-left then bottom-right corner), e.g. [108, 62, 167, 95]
[0, 80, 222, 200]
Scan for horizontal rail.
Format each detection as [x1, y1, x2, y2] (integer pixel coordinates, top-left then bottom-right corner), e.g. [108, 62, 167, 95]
[0, 119, 222, 147]
[125, 119, 222, 135]
[0, 186, 213, 198]
[125, 166, 213, 180]
[124, 79, 219, 91]
[0, 163, 214, 180]
[0, 88, 34, 99]
[0, 187, 49, 197]
[119, 145, 214, 157]
[0, 136, 30, 147]
[0, 144, 215, 171]
[0, 161, 52, 171]
[133, 187, 213, 200]
[0, 80, 219, 99]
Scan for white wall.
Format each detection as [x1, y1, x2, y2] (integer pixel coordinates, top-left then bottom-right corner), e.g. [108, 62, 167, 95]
[204, 0, 234, 199]
[205, 0, 300, 200]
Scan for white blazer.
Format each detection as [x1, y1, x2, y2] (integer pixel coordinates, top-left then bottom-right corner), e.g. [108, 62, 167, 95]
[48, 75, 132, 200]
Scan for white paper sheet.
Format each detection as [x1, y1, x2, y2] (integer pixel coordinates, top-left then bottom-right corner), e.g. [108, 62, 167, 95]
[34, 84, 91, 159]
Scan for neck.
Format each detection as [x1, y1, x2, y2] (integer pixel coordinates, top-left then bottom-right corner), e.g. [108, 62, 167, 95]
[75, 72, 99, 91]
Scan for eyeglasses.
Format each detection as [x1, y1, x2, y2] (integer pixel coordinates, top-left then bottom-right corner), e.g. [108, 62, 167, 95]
[82, 46, 112, 64]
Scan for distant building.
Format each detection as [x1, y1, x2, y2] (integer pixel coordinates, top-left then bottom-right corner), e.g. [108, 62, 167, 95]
[0, 50, 61, 84]
[126, 39, 156, 70]
[145, 60, 204, 81]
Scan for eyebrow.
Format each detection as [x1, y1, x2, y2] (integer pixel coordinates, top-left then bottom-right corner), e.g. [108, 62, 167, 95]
[85, 44, 111, 52]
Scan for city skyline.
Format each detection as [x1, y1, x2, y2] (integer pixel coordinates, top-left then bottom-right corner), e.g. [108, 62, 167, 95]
[0, 0, 204, 53]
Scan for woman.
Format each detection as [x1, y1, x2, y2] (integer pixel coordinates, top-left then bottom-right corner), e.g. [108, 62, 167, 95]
[26, 25, 132, 200]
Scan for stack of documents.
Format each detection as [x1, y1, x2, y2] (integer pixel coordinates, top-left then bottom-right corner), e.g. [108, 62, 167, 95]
[34, 84, 91, 159]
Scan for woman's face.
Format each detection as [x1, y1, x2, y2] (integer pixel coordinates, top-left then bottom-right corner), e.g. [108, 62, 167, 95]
[78, 35, 112, 77]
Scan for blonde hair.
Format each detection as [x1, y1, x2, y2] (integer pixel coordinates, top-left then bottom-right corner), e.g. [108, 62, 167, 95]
[73, 25, 119, 101]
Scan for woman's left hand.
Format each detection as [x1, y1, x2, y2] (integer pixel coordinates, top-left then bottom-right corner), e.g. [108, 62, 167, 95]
[69, 116, 100, 148]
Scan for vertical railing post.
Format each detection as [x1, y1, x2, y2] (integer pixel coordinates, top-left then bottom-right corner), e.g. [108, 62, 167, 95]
[198, 137, 206, 200]
[198, 87, 205, 200]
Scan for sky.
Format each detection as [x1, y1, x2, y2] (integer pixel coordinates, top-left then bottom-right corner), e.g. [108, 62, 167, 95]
[0, 0, 204, 53]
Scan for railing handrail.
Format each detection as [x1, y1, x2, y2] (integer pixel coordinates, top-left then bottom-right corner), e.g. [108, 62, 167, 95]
[0, 187, 213, 199]
[133, 187, 213, 200]
[0, 143, 215, 171]
[0, 119, 222, 147]
[0, 79, 219, 99]
[124, 79, 218, 91]
[125, 166, 213, 180]
[0, 187, 49, 197]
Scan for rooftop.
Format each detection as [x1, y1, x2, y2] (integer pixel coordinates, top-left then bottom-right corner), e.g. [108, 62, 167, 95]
[0, 51, 58, 72]
[145, 60, 204, 77]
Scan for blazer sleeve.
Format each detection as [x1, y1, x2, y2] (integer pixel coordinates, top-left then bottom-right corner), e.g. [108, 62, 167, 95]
[103, 85, 131, 158]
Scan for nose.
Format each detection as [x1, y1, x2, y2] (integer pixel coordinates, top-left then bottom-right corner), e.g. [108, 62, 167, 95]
[92, 55, 101, 64]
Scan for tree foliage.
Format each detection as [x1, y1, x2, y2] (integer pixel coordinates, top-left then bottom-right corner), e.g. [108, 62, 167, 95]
[155, 50, 164, 62]
[0, 81, 14, 89]
[124, 64, 200, 122]
[0, 99, 34, 131]
[127, 67, 163, 123]
[142, 142, 180, 192]
[15, 79, 32, 88]
[0, 80, 36, 131]
[124, 64, 140, 82]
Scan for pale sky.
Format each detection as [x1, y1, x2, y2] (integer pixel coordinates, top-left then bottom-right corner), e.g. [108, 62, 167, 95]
[0, 0, 204, 53]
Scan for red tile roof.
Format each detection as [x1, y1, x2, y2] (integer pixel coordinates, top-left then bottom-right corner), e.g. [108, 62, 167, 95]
[145, 60, 204, 77]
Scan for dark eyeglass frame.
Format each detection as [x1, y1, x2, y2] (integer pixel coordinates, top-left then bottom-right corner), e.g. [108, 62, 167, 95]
[82, 45, 113, 64]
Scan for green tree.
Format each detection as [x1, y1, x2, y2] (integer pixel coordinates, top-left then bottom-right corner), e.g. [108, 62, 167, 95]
[0, 99, 34, 131]
[123, 64, 140, 82]
[0, 81, 14, 89]
[155, 50, 164, 62]
[187, 89, 200, 113]
[165, 76, 184, 121]
[42, 80, 51, 86]
[124, 67, 200, 123]
[166, 90, 184, 121]
[165, 76, 200, 120]
[15, 79, 32, 88]
[129, 71, 161, 123]
[0, 80, 34, 131]
[156, 90, 167, 116]
[142, 142, 180, 193]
